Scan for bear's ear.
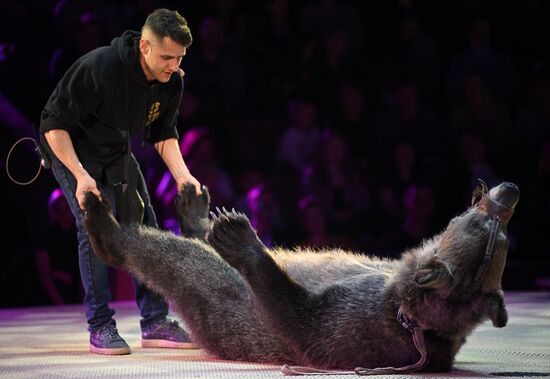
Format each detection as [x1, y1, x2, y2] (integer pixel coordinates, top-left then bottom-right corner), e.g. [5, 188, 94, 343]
[414, 257, 452, 289]
[471, 178, 488, 207]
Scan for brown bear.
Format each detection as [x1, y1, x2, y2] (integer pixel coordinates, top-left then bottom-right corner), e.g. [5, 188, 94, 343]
[82, 180, 518, 373]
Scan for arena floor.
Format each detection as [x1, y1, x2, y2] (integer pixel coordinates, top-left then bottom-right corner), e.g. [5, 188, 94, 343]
[1, 291, 549, 379]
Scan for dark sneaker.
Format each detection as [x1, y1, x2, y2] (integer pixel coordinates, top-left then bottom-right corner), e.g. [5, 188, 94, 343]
[90, 324, 131, 355]
[141, 319, 198, 349]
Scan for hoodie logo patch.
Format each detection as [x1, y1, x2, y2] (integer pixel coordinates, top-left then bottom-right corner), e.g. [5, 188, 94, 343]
[146, 102, 160, 126]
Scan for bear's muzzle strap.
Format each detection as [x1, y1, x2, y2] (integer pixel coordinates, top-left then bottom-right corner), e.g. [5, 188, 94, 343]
[466, 192, 512, 294]
[477, 194, 514, 222]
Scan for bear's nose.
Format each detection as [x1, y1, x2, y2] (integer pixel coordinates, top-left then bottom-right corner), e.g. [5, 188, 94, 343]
[489, 182, 520, 210]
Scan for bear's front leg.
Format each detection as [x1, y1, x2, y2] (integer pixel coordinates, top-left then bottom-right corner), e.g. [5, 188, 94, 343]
[175, 184, 211, 241]
[480, 291, 508, 327]
[207, 209, 312, 317]
[207, 210, 338, 362]
[206, 208, 267, 270]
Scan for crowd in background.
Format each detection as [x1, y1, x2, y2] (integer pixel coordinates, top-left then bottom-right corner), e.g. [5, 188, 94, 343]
[1, 0, 549, 307]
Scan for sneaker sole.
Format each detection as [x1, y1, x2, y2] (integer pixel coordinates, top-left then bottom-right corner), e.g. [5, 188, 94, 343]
[141, 339, 199, 349]
[90, 345, 131, 355]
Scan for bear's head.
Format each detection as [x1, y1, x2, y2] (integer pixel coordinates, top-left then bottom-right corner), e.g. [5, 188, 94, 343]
[413, 181, 519, 300]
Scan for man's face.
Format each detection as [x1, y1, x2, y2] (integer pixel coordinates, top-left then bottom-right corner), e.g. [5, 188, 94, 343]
[140, 36, 186, 82]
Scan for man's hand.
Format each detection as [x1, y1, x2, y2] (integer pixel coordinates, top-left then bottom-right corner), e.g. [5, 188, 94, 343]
[154, 138, 200, 195]
[76, 174, 100, 209]
[43, 129, 100, 209]
[176, 173, 202, 196]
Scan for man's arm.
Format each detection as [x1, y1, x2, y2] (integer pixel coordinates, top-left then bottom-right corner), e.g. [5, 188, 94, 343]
[154, 138, 201, 194]
[44, 129, 100, 209]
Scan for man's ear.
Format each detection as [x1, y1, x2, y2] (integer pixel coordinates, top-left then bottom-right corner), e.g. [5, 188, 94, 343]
[414, 257, 452, 289]
[139, 39, 149, 55]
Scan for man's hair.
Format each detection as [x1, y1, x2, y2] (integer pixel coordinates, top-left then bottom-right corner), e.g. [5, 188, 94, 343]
[142, 9, 192, 47]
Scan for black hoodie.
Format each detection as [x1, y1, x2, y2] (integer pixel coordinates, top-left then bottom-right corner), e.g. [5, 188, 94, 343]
[40, 30, 182, 169]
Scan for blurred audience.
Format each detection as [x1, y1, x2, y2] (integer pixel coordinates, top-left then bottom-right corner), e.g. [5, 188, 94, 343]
[301, 130, 371, 238]
[233, 168, 265, 213]
[325, 78, 378, 163]
[448, 72, 514, 167]
[446, 17, 520, 107]
[34, 188, 81, 305]
[48, 9, 106, 85]
[155, 127, 235, 233]
[276, 97, 322, 173]
[376, 80, 442, 160]
[297, 194, 355, 250]
[456, 132, 500, 203]
[182, 16, 248, 119]
[515, 74, 550, 161]
[2, 0, 549, 305]
[246, 182, 289, 248]
[377, 182, 438, 258]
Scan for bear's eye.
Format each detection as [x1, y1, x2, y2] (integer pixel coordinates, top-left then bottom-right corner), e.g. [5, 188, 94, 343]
[467, 217, 484, 230]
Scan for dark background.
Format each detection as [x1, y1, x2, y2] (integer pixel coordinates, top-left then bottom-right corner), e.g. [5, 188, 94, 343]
[1, 0, 549, 308]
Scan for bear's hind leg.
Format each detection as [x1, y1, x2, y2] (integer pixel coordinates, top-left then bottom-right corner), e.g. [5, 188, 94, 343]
[82, 191, 126, 267]
[175, 184, 211, 241]
[84, 193, 267, 361]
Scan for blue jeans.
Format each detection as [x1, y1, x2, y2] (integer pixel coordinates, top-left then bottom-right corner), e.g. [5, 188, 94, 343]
[50, 153, 168, 332]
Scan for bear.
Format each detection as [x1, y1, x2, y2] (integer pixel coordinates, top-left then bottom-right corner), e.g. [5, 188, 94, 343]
[82, 180, 519, 373]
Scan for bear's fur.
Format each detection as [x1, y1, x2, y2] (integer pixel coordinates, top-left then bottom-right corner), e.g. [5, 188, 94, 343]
[82, 181, 518, 372]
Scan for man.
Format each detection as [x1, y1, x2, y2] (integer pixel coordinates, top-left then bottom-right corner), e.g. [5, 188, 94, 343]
[39, 8, 201, 355]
